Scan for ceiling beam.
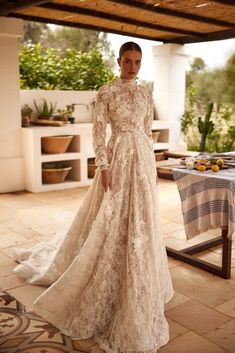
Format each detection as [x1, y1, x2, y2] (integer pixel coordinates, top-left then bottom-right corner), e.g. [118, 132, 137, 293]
[212, 0, 235, 6]
[0, 0, 49, 16]
[8, 11, 235, 44]
[109, 0, 235, 28]
[9, 12, 166, 43]
[39, 2, 202, 38]
[171, 28, 235, 44]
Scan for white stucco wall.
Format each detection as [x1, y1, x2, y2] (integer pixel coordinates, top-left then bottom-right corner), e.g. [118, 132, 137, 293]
[152, 43, 188, 151]
[0, 17, 24, 193]
[20, 90, 96, 123]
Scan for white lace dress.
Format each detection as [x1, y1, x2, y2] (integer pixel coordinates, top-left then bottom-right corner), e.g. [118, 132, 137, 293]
[13, 78, 174, 353]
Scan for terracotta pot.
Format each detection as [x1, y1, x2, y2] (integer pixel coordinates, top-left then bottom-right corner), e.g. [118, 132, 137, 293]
[88, 163, 97, 178]
[152, 131, 160, 143]
[42, 166, 72, 184]
[41, 135, 73, 154]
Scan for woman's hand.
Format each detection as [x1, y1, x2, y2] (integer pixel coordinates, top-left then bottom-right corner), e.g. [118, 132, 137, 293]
[101, 169, 112, 192]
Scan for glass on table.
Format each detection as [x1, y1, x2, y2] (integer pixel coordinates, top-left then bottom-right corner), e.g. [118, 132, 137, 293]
[185, 157, 195, 170]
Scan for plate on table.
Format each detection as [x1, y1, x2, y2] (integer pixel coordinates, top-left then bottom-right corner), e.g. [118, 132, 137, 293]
[180, 158, 229, 170]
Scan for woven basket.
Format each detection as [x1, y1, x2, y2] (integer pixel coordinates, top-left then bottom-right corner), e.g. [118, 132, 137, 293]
[42, 166, 72, 184]
[41, 135, 73, 154]
[88, 163, 97, 178]
[155, 152, 165, 161]
[152, 131, 160, 143]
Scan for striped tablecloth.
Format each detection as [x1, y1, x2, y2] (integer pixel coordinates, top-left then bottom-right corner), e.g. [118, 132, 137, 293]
[172, 168, 235, 239]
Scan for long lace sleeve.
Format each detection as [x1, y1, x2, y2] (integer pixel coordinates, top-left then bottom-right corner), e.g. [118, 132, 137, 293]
[144, 89, 154, 141]
[92, 87, 109, 171]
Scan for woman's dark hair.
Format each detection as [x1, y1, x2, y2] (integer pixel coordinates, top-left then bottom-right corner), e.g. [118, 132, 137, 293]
[119, 41, 142, 58]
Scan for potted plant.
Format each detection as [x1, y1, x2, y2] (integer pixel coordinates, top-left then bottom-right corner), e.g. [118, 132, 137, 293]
[34, 98, 57, 120]
[54, 104, 75, 123]
[21, 104, 33, 127]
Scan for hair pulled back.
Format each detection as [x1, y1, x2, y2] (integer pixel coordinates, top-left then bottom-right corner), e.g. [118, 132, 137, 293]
[119, 42, 142, 59]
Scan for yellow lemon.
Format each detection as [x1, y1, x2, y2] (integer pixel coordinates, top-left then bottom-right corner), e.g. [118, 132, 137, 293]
[211, 164, 220, 172]
[216, 159, 224, 167]
[197, 165, 206, 172]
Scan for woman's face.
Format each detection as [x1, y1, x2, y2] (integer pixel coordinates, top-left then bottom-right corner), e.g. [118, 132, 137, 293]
[117, 50, 142, 80]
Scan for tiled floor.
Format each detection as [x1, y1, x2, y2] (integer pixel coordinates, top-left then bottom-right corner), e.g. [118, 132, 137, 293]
[0, 179, 235, 353]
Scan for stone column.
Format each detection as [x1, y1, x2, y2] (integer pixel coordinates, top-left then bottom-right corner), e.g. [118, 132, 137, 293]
[0, 17, 24, 192]
[152, 43, 188, 150]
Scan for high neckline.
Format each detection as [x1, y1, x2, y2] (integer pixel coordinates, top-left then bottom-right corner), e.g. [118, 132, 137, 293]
[116, 78, 137, 85]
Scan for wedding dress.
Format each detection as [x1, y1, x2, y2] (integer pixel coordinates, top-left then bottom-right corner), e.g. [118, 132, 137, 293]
[13, 78, 174, 353]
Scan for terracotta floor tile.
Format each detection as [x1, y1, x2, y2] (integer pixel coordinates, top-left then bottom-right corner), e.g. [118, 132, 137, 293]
[210, 246, 235, 262]
[167, 317, 189, 341]
[215, 298, 235, 319]
[228, 268, 235, 285]
[0, 263, 15, 277]
[170, 264, 235, 307]
[0, 232, 29, 249]
[160, 217, 172, 225]
[0, 222, 12, 234]
[3, 219, 42, 240]
[186, 232, 216, 245]
[0, 288, 28, 314]
[161, 222, 185, 235]
[195, 250, 235, 268]
[0, 273, 25, 290]
[1, 241, 39, 259]
[167, 258, 182, 269]
[16, 205, 73, 230]
[0, 195, 43, 210]
[158, 331, 228, 353]
[164, 237, 189, 250]
[160, 210, 184, 224]
[205, 319, 235, 353]
[166, 299, 230, 335]
[165, 291, 190, 311]
[164, 229, 188, 240]
[8, 284, 46, 311]
[0, 206, 12, 221]
[0, 252, 15, 268]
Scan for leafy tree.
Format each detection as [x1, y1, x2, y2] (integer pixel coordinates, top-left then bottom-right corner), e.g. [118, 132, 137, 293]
[186, 54, 235, 108]
[182, 53, 235, 152]
[224, 53, 235, 106]
[21, 21, 48, 44]
[182, 84, 234, 152]
[21, 21, 115, 69]
[19, 43, 115, 90]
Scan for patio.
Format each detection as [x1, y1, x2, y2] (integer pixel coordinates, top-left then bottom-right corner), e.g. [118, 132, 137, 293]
[0, 178, 235, 353]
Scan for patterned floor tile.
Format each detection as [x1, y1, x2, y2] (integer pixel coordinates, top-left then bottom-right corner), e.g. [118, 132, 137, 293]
[0, 289, 99, 353]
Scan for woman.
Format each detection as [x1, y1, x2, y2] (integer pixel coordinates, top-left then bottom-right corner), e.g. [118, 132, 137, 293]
[13, 41, 174, 353]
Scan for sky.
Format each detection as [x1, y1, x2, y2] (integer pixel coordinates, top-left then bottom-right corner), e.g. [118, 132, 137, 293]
[108, 33, 235, 81]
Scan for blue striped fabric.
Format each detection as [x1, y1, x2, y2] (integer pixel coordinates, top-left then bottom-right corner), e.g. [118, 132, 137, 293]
[172, 168, 235, 238]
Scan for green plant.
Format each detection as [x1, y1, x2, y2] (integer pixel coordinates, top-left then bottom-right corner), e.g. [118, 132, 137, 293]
[198, 102, 214, 152]
[34, 98, 57, 119]
[21, 104, 33, 116]
[19, 44, 115, 90]
[56, 104, 75, 118]
[181, 84, 197, 135]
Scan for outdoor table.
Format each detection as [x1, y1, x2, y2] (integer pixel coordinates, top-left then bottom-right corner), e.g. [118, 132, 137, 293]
[167, 167, 235, 279]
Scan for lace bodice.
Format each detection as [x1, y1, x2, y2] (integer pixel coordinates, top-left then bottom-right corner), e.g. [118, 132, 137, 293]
[92, 78, 153, 170]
